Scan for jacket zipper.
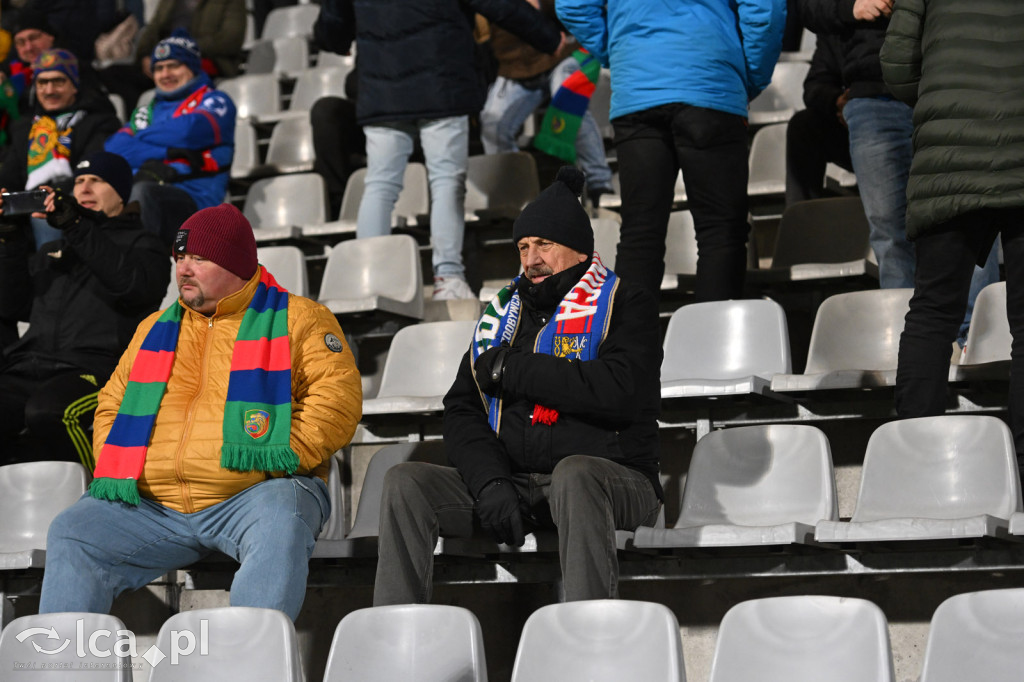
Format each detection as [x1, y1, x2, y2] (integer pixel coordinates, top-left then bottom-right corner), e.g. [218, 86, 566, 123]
[174, 315, 214, 513]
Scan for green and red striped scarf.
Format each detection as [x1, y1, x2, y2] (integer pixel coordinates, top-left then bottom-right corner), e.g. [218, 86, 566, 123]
[90, 267, 297, 505]
[533, 49, 601, 163]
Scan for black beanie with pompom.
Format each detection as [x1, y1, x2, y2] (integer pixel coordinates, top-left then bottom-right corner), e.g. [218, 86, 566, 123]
[512, 166, 593, 256]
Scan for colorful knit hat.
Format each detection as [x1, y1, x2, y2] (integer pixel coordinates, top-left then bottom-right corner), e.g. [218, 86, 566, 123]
[174, 204, 258, 280]
[75, 151, 133, 204]
[32, 48, 79, 88]
[512, 166, 594, 255]
[152, 28, 202, 76]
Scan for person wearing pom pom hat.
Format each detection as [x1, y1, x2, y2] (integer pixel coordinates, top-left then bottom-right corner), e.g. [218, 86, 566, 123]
[38, 203, 362, 621]
[374, 167, 663, 604]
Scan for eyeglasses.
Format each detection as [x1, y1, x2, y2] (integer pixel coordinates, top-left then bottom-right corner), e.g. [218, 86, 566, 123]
[35, 76, 71, 89]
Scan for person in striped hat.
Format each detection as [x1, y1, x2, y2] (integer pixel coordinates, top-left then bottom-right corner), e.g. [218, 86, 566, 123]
[38, 203, 363, 622]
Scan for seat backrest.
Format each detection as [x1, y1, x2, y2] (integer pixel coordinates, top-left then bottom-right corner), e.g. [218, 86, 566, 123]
[852, 415, 1022, 523]
[961, 281, 1010, 365]
[324, 605, 487, 681]
[676, 424, 837, 528]
[663, 211, 699, 277]
[347, 442, 446, 538]
[588, 68, 613, 140]
[289, 66, 352, 111]
[257, 245, 308, 297]
[749, 61, 810, 118]
[802, 289, 913, 374]
[0, 462, 88, 552]
[244, 36, 309, 75]
[337, 164, 430, 225]
[376, 320, 476, 399]
[747, 123, 788, 189]
[661, 299, 791, 382]
[216, 73, 281, 119]
[511, 600, 685, 682]
[318, 234, 421, 305]
[264, 115, 315, 170]
[772, 198, 872, 268]
[137, 88, 156, 109]
[148, 607, 302, 681]
[243, 173, 327, 229]
[591, 217, 620, 269]
[0, 613, 133, 681]
[708, 596, 894, 682]
[465, 152, 540, 215]
[920, 588, 1024, 682]
[231, 118, 259, 179]
[260, 4, 319, 39]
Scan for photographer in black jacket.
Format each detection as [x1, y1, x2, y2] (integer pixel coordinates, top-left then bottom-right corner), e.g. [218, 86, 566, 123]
[0, 151, 168, 468]
[374, 168, 663, 604]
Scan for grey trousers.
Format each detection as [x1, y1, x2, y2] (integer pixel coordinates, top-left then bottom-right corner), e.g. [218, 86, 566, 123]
[373, 454, 661, 605]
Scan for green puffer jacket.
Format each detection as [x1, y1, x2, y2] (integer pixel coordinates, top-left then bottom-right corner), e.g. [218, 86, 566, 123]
[880, 0, 1024, 239]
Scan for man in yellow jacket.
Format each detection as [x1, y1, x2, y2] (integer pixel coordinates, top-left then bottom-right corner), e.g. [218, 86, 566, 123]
[38, 204, 362, 621]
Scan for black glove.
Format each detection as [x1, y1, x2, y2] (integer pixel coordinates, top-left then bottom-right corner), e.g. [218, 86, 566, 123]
[134, 158, 179, 184]
[46, 188, 81, 230]
[475, 478, 525, 547]
[166, 147, 205, 172]
[474, 344, 517, 396]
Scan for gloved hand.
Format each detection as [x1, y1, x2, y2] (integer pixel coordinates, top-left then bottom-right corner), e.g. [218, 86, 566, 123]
[475, 478, 525, 547]
[166, 147, 205, 172]
[45, 188, 81, 230]
[474, 344, 517, 396]
[134, 158, 179, 184]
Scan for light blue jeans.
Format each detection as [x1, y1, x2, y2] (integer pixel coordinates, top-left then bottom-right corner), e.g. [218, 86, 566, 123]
[39, 476, 329, 621]
[480, 57, 613, 191]
[31, 217, 63, 250]
[358, 116, 468, 278]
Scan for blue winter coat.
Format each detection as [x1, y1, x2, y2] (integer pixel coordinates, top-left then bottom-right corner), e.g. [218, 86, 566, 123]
[556, 0, 786, 120]
[105, 74, 236, 210]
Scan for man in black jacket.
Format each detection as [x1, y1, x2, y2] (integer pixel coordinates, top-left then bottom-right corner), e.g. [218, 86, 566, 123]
[0, 151, 169, 468]
[374, 168, 663, 604]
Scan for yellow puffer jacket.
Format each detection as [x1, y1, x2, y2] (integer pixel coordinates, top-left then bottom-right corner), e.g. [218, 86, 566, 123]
[93, 270, 362, 513]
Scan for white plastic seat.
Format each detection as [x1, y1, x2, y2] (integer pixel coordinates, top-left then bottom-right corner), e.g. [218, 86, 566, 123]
[770, 288, 913, 392]
[0, 461, 88, 570]
[262, 65, 353, 123]
[260, 4, 319, 39]
[708, 596, 895, 682]
[747, 123, 787, 197]
[303, 163, 430, 237]
[635, 425, 837, 548]
[591, 217, 621, 268]
[231, 118, 260, 179]
[263, 115, 315, 174]
[244, 36, 309, 77]
[361, 320, 476, 416]
[0, 613, 133, 681]
[952, 281, 1010, 382]
[148, 607, 302, 681]
[510, 600, 685, 682]
[660, 299, 791, 399]
[242, 173, 328, 242]
[317, 50, 355, 69]
[136, 87, 156, 109]
[317, 234, 424, 320]
[588, 68, 613, 140]
[918, 589, 1024, 682]
[256, 245, 308, 297]
[815, 415, 1022, 543]
[323, 605, 487, 681]
[748, 61, 810, 125]
[590, 213, 691, 291]
[464, 152, 540, 222]
[217, 73, 282, 120]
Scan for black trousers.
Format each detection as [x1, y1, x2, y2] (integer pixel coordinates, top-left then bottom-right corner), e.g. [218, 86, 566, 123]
[785, 107, 853, 206]
[612, 103, 750, 300]
[0, 359, 104, 468]
[895, 208, 1024, 454]
[310, 96, 366, 217]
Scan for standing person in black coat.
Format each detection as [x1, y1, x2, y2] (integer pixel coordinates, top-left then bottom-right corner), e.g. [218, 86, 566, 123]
[374, 168, 663, 604]
[0, 151, 169, 468]
[314, 0, 564, 300]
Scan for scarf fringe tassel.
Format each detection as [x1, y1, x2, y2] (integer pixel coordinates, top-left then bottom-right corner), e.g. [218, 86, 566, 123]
[89, 478, 141, 506]
[220, 443, 300, 474]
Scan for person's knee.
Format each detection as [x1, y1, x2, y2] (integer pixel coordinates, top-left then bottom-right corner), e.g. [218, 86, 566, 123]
[381, 462, 434, 511]
[550, 455, 605, 499]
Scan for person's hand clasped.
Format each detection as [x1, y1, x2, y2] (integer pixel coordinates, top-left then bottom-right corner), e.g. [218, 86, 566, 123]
[853, 0, 893, 21]
[474, 344, 517, 396]
[475, 479, 525, 547]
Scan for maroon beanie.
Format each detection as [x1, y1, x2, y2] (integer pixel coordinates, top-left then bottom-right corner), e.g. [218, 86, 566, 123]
[173, 204, 257, 280]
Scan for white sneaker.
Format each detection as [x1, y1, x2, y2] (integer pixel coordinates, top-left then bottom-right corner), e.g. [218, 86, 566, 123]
[433, 275, 476, 300]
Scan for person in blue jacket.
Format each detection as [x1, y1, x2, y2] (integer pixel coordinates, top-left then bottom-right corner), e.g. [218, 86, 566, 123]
[105, 30, 235, 245]
[557, 0, 786, 300]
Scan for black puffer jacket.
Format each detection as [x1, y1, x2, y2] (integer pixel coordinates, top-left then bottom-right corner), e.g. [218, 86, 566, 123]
[0, 204, 169, 379]
[799, 0, 890, 100]
[443, 261, 663, 500]
[316, 0, 561, 125]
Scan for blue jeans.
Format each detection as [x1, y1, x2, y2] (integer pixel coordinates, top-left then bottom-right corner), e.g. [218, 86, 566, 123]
[39, 476, 329, 621]
[480, 57, 613, 191]
[30, 217, 63, 250]
[844, 97, 916, 288]
[358, 117, 468, 278]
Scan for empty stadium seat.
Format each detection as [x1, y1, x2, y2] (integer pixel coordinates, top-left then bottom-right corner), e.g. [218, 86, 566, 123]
[256, 245, 309, 297]
[244, 36, 310, 76]
[814, 415, 1022, 543]
[589, 211, 696, 290]
[323, 605, 487, 681]
[148, 607, 302, 681]
[260, 4, 319, 40]
[465, 152, 540, 222]
[769, 288, 913, 392]
[747, 123, 787, 197]
[660, 299, 791, 399]
[262, 115, 316, 174]
[919, 589, 1024, 682]
[748, 61, 810, 126]
[0, 612, 133, 681]
[303, 163, 430, 238]
[0, 461, 88, 570]
[264, 66, 353, 122]
[708, 595, 895, 682]
[231, 118, 260, 179]
[243, 173, 328, 242]
[952, 281, 1010, 382]
[588, 68, 613, 141]
[317, 234, 424, 320]
[510, 600, 685, 682]
[217, 73, 282, 120]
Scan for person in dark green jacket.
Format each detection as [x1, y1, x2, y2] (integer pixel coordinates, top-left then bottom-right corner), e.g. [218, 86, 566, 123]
[882, 0, 1024, 460]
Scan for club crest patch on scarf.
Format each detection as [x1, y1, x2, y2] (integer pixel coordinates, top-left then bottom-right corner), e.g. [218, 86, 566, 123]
[244, 409, 270, 439]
